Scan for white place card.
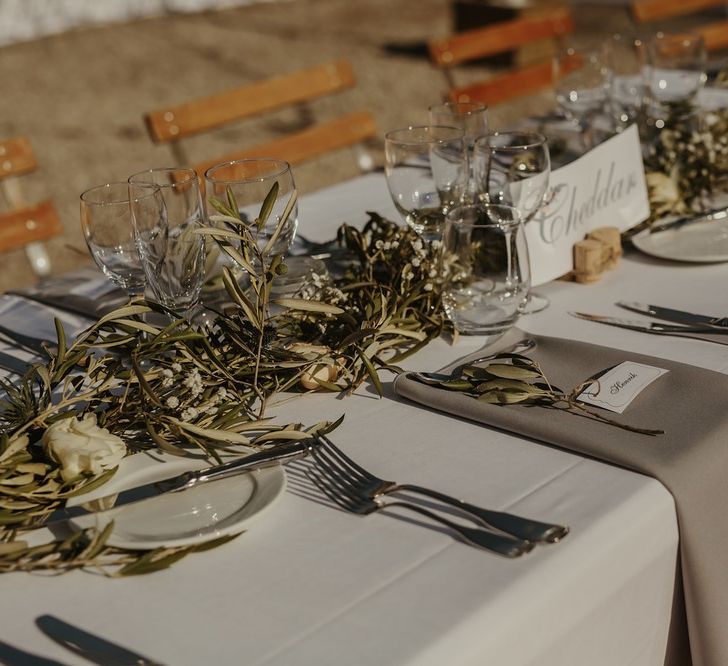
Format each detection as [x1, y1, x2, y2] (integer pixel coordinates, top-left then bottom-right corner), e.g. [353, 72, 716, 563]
[577, 361, 668, 414]
[528, 124, 650, 286]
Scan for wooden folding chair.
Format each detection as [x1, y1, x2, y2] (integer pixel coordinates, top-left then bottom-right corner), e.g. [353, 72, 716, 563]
[0, 137, 62, 278]
[144, 59, 377, 177]
[631, 0, 728, 52]
[428, 6, 575, 106]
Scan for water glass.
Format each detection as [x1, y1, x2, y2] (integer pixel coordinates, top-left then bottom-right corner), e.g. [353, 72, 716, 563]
[442, 203, 529, 336]
[80, 182, 151, 298]
[553, 44, 611, 149]
[644, 32, 706, 111]
[204, 159, 298, 258]
[128, 168, 206, 313]
[429, 101, 489, 201]
[384, 125, 468, 241]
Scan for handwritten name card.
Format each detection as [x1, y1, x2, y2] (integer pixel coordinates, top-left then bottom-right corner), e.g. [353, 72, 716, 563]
[528, 124, 649, 286]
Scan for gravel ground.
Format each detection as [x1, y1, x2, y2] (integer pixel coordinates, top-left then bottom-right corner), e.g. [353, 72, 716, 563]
[0, 0, 658, 290]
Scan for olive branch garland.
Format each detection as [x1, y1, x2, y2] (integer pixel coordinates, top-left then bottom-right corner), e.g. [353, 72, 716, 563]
[415, 352, 663, 436]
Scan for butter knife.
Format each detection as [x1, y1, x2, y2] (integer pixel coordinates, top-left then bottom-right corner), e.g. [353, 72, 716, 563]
[50, 438, 318, 523]
[617, 301, 728, 328]
[570, 312, 728, 340]
[36, 615, 164, 666]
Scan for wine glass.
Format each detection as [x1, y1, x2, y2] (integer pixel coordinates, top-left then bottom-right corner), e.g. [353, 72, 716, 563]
[80, 182, 157, 299]
[644, 32, 706, 126]
[429, 101, 489, 201]
[607, 33, 648, 131]
[384, 125, 468, 241]
[204, 158, 298, 259]
[128, 167, 207, 317]
[473, 131, 550, 313]
[553, 43, 611, 149]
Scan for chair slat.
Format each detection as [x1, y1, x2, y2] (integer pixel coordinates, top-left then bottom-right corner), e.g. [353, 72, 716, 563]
[429, 7, 574, 67]
[0, 200, 62, 253]
[449, 61, 554, 105]
[146, 60, 356, 143]
[698, 19, 728, 51]
[194, 110, 377, 177]
[632, 0, 726, 22]
[0, 137, 37, 180]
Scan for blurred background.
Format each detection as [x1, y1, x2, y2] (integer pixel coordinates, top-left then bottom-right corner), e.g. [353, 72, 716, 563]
[0, 0, 718, 291]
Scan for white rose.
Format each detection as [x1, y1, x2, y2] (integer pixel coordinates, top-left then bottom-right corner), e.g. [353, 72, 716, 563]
[42, 413, 126, 482]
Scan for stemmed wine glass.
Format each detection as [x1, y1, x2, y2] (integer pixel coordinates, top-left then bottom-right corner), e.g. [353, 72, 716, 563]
[384, 125, 468, 241]
[643, 32, 706, 127]
[80, 182, 162, 300]
[553, 43, 611, 149]
[473, 131, 551, 313]
[204, 158, 298, 259]
[128, 167, 207, 319]
[607, 33, 647, 131]
[428, 102, 489, 201]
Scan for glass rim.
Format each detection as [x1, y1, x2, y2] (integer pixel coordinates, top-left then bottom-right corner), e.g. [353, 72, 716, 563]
[204, 158, 291, 184]
[80, 181, 131, 206]
[428, 101, 488, 114]
[128, 166, 199, 188]
[384, 124, 465, 145]
[651, 31, 705, 46]
[474, 130, 547, 152]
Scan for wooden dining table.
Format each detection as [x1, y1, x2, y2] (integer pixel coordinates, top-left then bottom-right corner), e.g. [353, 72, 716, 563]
[1, 171, 723, 665]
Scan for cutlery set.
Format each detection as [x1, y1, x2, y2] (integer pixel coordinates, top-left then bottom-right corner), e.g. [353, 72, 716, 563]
[572, 301, 728, 340]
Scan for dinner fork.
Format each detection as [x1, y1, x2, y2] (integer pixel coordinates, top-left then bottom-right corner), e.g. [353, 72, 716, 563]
[315, 435, 568, 544]
[308, 443, 534, 557]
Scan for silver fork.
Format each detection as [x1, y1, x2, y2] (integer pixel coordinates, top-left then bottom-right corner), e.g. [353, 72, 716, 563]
[308, 443, 534, 557]
[316, 435, 569, 544]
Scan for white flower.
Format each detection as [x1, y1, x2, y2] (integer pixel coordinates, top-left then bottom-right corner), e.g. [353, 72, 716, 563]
[375, 240, 384, 249]
[166, 396, 180, 408]
[424, 283, 433, 291]
[411, 257, 421, 268]
[181, 407, 199, 422]
[171, 362, 182, 373]
[43, 414, 126, 483]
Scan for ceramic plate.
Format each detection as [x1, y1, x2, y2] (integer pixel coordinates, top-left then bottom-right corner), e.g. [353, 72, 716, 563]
[66, 453, 286, 550]
[632, 215, 728, 263]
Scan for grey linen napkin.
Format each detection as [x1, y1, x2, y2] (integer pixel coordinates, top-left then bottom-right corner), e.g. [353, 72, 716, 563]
[9, 268, 126, 319]
[394, 328, 728, 666]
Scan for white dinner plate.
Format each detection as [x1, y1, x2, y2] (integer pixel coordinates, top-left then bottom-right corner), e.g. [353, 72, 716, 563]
[632, 215, 728, 263]
[66, 452, 286, 550]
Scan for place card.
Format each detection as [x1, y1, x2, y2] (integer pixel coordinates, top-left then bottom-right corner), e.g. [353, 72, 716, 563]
[528, 124, 650, 286]
[577, 361, 668, 414]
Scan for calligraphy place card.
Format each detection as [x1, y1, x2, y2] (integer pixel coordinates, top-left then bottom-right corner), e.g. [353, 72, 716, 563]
[528, 125, 649, 286]
[577, 361, 669, 414]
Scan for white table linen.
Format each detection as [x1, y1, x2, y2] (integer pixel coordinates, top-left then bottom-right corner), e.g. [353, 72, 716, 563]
[0, 173, 697, 665]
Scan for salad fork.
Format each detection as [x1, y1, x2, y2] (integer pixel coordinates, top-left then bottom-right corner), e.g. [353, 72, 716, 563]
[314, 435, 568, 544]
[308, 443, 534, 557]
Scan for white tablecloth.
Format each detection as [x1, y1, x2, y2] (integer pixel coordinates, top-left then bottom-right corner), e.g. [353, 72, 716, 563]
[0, 172, 708, 665]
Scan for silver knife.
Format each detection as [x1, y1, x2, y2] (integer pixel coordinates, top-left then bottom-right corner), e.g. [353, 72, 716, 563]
[570, 312, 728, 337]
[617, 301, 728, 328]
[50, 438, 318, 523]
[37, 614, 164, 666]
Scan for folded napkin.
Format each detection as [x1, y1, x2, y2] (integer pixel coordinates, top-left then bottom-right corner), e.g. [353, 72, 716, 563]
[394, 328, 728, 666]
[10, 267, 126, 319]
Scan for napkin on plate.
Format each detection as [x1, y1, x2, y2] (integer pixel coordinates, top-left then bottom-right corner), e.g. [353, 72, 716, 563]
[394, 328, 728, 666]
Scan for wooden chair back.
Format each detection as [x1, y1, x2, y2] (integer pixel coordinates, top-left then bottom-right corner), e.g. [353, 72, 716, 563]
[429, 6, 575, 106]
[631, 0, 726, 23]
[631, 0, 728, 53]
[0, 136, 62, 275]
[145, 60, 377, 175]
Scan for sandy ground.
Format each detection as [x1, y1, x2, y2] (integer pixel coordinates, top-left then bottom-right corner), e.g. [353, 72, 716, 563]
[0, 0, 656, 290]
